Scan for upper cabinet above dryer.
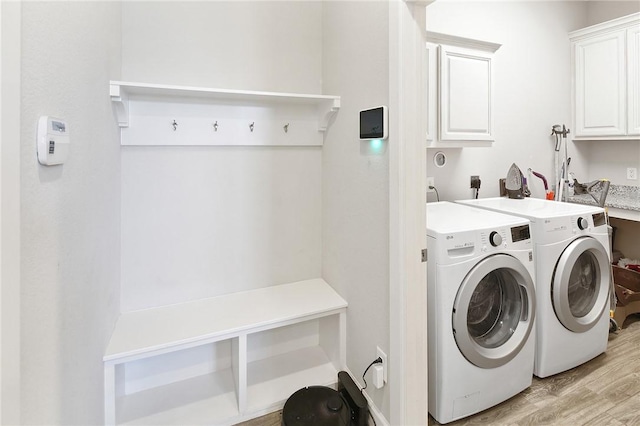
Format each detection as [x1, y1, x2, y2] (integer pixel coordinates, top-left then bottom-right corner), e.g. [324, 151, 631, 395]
[570, 13, 640, 141]
[426, 32, 501, 148]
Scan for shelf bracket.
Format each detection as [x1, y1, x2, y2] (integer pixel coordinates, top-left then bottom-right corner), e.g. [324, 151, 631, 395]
[110, 83, 129, 128]
[318, 98, 341, 132]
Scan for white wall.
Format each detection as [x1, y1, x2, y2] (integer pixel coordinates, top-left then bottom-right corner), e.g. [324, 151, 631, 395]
[120, 1, 324, 311]
[584, 1, 640, 187]
[122, 1, 322, 93]
[585, 140, 640, 185]
[426, 1, 590, 201]
[20, 2, 122, 424]
[322, 1, 391, 419]
[586, 0, 640, 26]
[121, 146, 322, 310]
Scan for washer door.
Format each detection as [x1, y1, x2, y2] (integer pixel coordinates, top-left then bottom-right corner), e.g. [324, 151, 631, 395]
[452, 254, 536, 369]
[552, 237, 610, 333]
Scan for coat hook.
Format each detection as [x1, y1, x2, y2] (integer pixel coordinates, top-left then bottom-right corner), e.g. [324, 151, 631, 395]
[249, 122, 255, 132]
[213, 121, 218, 132]
[172, 120, 178, 131]
[284, 123, 289, 133]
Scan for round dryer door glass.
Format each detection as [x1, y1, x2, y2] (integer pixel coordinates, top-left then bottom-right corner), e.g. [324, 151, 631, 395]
[567, 251, 599, 317]
[453, 254, 536, 369]
[552, 237, 610, 333]
[468, 269, 523, 348]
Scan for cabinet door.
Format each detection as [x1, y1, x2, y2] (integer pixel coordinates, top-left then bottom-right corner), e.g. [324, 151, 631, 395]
[628, 26, 640, 136]
[426, 42, 438, 142]
[439, 45, 493, 141]
[574, 31, 626, 137]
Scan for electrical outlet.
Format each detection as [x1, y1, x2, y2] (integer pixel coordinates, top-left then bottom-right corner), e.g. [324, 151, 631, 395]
[470, 175, 481, 189]
[377, 346, 387, 385]
[427, 177, 435, 193]
[627, 167, 638, 180]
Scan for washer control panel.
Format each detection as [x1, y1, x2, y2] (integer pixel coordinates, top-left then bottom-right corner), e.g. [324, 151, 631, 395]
[480, 228, 508, 252]
[489, 231, 502, 247]
[577, 216, 589, 230]
[478, 224, 531, 253]
[510, 224, 531, 242]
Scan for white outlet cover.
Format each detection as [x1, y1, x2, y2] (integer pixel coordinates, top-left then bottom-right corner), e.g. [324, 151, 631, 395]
[627, 168, 638, 180]
[377, 346, 388, 383]
[427, 177, 435, 192]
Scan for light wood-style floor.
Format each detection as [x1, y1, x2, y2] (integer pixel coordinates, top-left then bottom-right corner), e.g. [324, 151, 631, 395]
[238, 315, 640, 426]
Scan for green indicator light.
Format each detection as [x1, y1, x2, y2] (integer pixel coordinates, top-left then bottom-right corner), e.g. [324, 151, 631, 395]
[370, 139, 383, 152]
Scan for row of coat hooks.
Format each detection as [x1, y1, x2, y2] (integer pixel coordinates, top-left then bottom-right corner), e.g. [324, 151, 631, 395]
[171, 120, 291, 133]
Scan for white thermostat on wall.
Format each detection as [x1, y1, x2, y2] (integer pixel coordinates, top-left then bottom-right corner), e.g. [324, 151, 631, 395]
[359, 106, 388, 140]
[37, 116, 70, 166]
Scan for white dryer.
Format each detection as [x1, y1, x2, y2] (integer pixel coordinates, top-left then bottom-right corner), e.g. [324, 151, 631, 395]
[427, 202, 536, 424]
[457, 197, 611, 378]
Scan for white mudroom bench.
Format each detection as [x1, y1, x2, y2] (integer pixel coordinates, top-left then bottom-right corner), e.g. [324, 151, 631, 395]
[103, 278, 347, 425]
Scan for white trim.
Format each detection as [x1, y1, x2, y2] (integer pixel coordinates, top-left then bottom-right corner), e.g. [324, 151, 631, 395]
[0, 1, 21, 424]
[1, 6, 3, 420]
[607, 207, 640, 222]
[426, 31, 501, 53]
[1, 6, 3, 419]
[569, 12, 640, 41]
[389, 1, 428, 425]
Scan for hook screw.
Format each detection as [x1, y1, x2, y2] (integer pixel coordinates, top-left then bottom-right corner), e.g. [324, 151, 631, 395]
[284, 123, 289, 133]
[249, 122, 255, 132]
[213, 121, 218, 132]
[172, 120, 178, 131]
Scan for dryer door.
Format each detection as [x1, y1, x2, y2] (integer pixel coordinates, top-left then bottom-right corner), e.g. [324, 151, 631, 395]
[552, 236, 610, 333]
[452, 254, 536, 369]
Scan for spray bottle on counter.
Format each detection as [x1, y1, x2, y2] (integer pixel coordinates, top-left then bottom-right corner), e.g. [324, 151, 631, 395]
[567, 173, 575, 197]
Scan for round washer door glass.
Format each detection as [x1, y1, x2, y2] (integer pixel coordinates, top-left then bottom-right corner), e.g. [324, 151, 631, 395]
[468, 269, 523, 348]
[453, 254, 536, 369]
[552, 237, 610, 333]
[569, 251, 599, 317]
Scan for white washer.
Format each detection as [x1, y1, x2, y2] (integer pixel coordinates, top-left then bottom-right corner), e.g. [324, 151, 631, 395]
[457, 197, 611, 378]
[427, 202, 536, 424]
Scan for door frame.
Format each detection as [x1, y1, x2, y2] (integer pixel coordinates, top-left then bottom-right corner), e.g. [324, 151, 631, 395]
[1, 1, 22, 423]
[389, 1, 428, 424]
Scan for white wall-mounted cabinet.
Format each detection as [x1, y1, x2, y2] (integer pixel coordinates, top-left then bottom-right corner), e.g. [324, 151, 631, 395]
[425, 32, 501, 148]
[627, 24, 640, 136]
[110, 81, 340, 146]
[571, 13, 640, 140]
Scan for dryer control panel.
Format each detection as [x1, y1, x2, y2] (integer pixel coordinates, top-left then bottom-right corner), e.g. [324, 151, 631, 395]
[571, 213, 607, 234]
[478, 224, 532, 253]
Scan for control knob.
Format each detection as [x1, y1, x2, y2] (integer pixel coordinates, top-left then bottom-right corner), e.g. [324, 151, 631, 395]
[577, 217, 588, 230]
[489, 231, 502, 247]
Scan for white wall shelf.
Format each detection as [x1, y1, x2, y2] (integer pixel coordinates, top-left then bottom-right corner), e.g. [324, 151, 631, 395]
[110, 81, 341, 146]
[103, 278, 347, 425]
